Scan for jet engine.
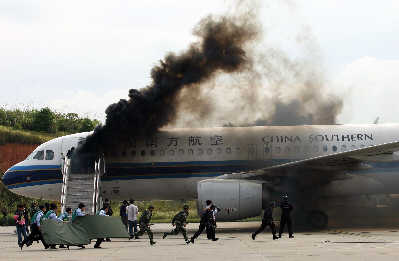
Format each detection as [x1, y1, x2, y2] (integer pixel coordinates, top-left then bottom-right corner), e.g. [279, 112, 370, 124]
[197, 179, 267, 221]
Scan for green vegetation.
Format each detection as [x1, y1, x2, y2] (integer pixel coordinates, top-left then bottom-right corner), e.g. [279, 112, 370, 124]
[0, 107, 100, 134]
[0, 125, 54, 145]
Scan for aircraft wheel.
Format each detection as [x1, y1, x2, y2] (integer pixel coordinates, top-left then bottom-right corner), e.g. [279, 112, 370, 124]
[307, 210, 328, 229]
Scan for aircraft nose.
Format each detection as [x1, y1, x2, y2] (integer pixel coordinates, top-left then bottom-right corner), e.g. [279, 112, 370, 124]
[2, 167, 15, 187]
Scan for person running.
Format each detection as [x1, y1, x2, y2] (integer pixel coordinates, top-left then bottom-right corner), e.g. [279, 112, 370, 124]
[20, 205, 49, 250]
[72, 203, 86, 248]
[135, 205, 156, 245]
[252, 201, 278, 240]
[58, 207, 72, 248]
[163, 205, 190, 244]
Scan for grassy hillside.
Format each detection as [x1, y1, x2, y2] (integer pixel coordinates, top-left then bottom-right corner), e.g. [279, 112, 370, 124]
[0, 125, 55, 145]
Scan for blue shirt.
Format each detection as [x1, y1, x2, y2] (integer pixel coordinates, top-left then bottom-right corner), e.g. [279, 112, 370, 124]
[35, 211, 44, 227]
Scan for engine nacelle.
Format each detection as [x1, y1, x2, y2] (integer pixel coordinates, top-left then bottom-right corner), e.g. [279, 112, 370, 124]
[197, 179, 263, 221]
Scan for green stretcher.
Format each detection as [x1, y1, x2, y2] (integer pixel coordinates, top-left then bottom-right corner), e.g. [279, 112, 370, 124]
[41, 216, 129, 246]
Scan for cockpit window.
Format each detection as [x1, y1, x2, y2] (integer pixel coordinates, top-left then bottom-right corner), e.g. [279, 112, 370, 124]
[45, 150, 54, 160]
[33, 150, 44, 160]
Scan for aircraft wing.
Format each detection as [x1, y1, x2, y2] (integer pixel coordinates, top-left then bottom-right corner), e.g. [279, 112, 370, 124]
[219, 141, 399, 181]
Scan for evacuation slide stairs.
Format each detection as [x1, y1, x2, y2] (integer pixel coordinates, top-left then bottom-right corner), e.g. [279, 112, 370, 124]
[60, 157, 105, 215]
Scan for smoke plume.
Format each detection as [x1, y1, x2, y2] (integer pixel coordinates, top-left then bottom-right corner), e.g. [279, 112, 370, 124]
[80, 12, 259, 154]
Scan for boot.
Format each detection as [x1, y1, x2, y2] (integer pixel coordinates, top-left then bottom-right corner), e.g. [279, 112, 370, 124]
[190, 237, 195, 244]
[163, 233, 167, 239]
[273, 235, 278, 240]
[251, 233, 256, 240]
[150, 240, 156, 245]
[289, 235, 294, 238]
[185, 240, 190, 244]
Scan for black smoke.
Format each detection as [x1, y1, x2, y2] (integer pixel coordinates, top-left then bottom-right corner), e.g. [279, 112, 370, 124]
[79, 15, 258, 155]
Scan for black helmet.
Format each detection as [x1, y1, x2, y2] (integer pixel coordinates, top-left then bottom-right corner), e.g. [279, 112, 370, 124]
[183, 205, 189, 210]
[148, 205, 154, 210]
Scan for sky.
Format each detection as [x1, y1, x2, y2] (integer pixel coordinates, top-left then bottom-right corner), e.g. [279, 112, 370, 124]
[1, 0, 399, 124]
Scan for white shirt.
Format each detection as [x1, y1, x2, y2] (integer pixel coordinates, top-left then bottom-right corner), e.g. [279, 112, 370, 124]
[99, 209, 108, 216]
[127, 204, 138, 221]
[75, 208, 85, 216]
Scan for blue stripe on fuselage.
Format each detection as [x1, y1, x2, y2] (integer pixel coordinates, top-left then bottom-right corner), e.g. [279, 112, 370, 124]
[5, 160, 399, 190]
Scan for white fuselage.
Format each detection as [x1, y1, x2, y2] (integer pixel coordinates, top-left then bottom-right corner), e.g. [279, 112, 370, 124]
[3, 124, 399, 201]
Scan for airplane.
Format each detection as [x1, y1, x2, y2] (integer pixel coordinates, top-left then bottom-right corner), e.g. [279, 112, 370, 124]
[3, 123, 399, 228]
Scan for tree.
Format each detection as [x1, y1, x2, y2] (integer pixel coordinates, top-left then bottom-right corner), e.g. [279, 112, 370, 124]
[32, 108, 56, 133]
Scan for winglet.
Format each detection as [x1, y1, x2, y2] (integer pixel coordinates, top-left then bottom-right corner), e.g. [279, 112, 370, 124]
[373, 117, 380, 124]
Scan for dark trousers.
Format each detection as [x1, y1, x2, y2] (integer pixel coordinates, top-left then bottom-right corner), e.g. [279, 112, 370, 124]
[191, 223, 206, 240]
[254, 219, 276, 237]
[94, 238, 104, 248]
[128, 220, 138, 236]
[21, 224, 48, 248]
[121, 216, 128, 230]
[192, 222, 215, 240]
[206, 224, 216, 240]
[16, 225, 27, 244]
[279, 215, 293, 236]
[165, 225, 188, 241]
[136, 224, 154, 242]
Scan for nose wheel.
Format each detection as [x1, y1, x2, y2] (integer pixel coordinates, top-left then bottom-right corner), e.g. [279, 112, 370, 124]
[307, 210, 328, 229]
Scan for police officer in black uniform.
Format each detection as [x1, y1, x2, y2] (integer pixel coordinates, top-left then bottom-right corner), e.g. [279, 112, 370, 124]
[279, 194, 294, 238]
[252, 201, 278, 240]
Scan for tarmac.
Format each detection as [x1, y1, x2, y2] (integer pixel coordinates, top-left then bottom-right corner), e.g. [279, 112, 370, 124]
[1, 222, 399, 261]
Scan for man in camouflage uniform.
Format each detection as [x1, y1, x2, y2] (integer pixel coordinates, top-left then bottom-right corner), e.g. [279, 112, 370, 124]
[163, 205, 190, 244]
[135, 205, 156, 245]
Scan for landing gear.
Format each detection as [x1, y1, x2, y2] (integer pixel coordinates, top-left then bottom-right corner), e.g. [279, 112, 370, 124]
[307, 210, 328, 229]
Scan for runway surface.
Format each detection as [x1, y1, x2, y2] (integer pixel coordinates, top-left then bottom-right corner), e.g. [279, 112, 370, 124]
[2, 222, 399, 261]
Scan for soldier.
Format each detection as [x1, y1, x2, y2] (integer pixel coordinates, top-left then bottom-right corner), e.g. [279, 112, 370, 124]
[20, 205, 49, 250]
[135, 205, 156, 245]
[252, 201, 278, 240]
[163, 205, 190, 244]
[279, 194, 294, 238]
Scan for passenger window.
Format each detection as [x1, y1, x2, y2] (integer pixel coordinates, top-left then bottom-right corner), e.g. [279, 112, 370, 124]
[323, 145, 328, 152]
[33, 150, 44, 160]
[360, 144, 365, 148]
[264, 147, 270, 154]
[332, 145, 337, 152]
[140, 150, 146, 157]
[226, 147, 232, 154]
[45, 150, 54, 160]
[351, 145, 356, 150]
